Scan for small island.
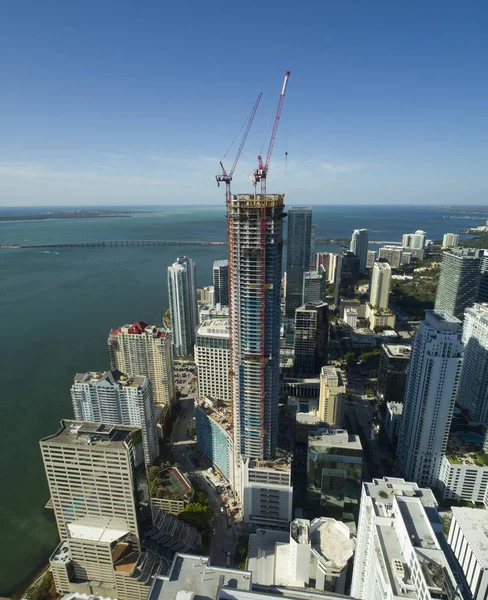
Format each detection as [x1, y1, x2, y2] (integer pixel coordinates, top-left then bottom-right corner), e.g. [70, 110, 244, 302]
[0, 209, 141, 222]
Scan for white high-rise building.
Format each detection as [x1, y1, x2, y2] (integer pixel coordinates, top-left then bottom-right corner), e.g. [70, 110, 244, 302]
[366, 249, 376, 269]
[350, 228, 369, 273]
[108, 321, 175, 407]
[397, 311, 463, 487]
[442, 233, 459, 249]
[448, 507, 488, 600]
[456, 303, 488, 424]
[403, 230, 427, 250]
[168, 256, 198, 357]
[195, 319, 230, 402]
[328, 253, 339, 284]
[351, 477, 463, 600]
[71, 371, 158, 465]
[369, 259, 391, 309]
[379, 245, 403, 268]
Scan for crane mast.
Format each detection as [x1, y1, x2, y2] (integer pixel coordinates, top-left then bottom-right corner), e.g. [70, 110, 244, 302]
[216, 92, 262, 206]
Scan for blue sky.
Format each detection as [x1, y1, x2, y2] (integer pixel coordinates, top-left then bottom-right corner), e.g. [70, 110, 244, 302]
[0, 0, 487, 206]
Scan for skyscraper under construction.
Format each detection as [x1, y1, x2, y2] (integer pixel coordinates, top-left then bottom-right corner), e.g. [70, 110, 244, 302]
[228, 193, 285, 460]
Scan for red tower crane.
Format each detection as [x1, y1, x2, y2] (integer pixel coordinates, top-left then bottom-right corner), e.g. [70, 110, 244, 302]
[216, 92, 262, 206]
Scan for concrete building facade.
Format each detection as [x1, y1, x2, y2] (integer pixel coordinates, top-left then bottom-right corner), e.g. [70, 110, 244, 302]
[71, 370, 158, 465]
[397, 311, 463, 487]
[351, 477, 462, 600]
[376, 343, 411, 404]
[318, 365, 345, 427]
[448, 507, 488, 600]
[369, 259, 391, 309]
[194, 319, 230, 403]
[443, 233, 459, 249]
[378, 245, 403, 268]
[456, 303, 488, 424]
[108, 321, 174, 407]
[168, 256, 198, 357]
[435, 248, 482, 321]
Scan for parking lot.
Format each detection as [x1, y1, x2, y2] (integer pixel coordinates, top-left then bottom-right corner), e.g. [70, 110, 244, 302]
[174, 361, 197, 397]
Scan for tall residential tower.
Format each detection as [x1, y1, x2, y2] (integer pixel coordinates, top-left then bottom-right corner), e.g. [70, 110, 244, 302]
[350, 228, 369, 274]
[108, 321, 175, 407]
[285, 206, 312, 317]
[167, 256, 198, 356]
[228, 193, 284, 460]
[213, 259, 229, 306]
[397, 311, 463, 487]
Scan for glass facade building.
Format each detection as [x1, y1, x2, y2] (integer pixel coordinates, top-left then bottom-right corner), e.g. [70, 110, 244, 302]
[285, 207, 312, 317]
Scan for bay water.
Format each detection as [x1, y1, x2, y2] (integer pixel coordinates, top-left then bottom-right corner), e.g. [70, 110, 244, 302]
[0, 204, 486, 593]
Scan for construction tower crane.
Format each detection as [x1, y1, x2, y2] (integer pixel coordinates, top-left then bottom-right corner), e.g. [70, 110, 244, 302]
[216, 92, 262, 206]
[253, 70, 290, 198]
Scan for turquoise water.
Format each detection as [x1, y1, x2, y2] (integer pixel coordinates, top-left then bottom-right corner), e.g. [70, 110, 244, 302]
[459, 433, 484, 443]
[0, 204, 486, 593]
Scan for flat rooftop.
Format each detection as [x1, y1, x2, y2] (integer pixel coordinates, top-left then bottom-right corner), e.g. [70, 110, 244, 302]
[446, 432, 488, 467]
[148, 553, 252, 600]
[67, 516, 129, 543]
[308, 428, 362, 451]
[451, 507, 488, 567]
[382, 344, 411, 359]
[73, 370, 147, 388]
[197, 319, 230, 337]
[387, 402, 403, 415]
[40, 419, 138, 448]
[364, 477, 437, 513]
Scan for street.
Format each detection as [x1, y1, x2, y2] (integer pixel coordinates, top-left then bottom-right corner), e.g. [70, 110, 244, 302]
[163, 396, 238, 568]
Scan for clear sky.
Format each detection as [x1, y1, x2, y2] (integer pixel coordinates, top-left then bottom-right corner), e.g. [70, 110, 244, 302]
[1, 0, 487, 207]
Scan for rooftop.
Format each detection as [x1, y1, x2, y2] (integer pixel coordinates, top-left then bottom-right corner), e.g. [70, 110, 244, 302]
[382, 344, 411, 359]
[308, 428, 362, 451]
[73, 370, 148, 389]
[67, 516, 129, 543]
[451, 507, 488, 567]
[196, 319, 230, 338]
[446, 432, 488, 467]
[364, 477, 437, 513]
[109, 321, 169, 338]
[425, 309, 462, 330]
[213, 259, 229, 268]
[40, 419, 138, 448]
[387, 402, 403, 416]
[197, 400, 233, 433]
[147, 553, 252, 600]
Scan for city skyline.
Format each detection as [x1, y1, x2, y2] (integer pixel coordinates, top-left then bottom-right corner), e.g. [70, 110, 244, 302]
[1, 2, 488, 206]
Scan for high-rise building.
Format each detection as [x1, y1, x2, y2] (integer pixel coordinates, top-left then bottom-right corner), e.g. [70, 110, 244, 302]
[351, 477, 463, 600]
[369, 259, 391, 309]
[435, 248, 482, 320]
[167, 256, 198, 357]
[366, 249, 376, 269]
[285, 206, 312, 317]
[306, 428, 362, 521]
[302, 270, 322, 304]
[478, 253, 488, 303]
[334, 251, 360, 306]
[376, 343, 411, 403]
[442, 233, 459, 249]
[456, 303, 488, 424]
[318, 365, 345, 426]
[194, 319, 230, 402]
[378, 245, 403, 268]
[195, 399, 234, 482]
[403, 230, 427, 250]
[213, 259, 229, 306]
[397, 311, 463, 487]
[294, 302, 328, 377]
[350, 228, 369, 273]
[108, 321, 174, 407]
[228, 193, 284, 460]
[40, 420, 164, 600]
[310, 223, 316, 266]
[71, 370, 158, 465]
[448, 508, 488, 600]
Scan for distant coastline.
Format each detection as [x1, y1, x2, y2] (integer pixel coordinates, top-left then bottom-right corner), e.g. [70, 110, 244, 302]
[0, 209, 143, 222]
